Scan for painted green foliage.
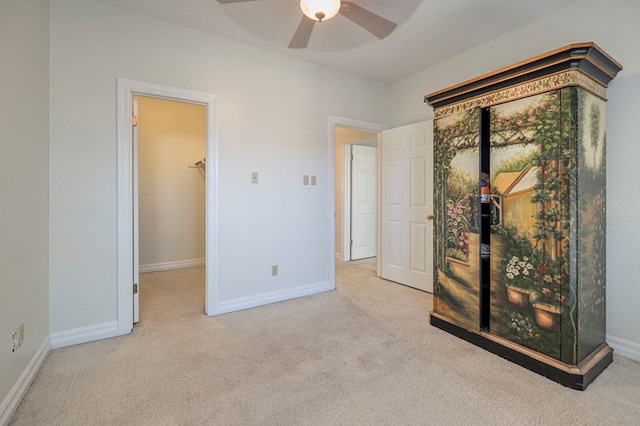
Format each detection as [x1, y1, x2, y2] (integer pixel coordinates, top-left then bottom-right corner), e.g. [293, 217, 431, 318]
[490, 90, 574, 361]
[434, 109, 479, 270]
[576, 90, 607, 361]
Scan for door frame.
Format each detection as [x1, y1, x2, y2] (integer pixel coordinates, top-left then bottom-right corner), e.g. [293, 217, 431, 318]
[116, 79, 219, 335]
[329, 116, 387, 273]
[343, 143, 354, 261]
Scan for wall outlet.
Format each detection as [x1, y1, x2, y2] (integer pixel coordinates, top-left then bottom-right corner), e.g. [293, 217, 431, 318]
[271, 264, 278, 276]
[11, 324, 24, 353]
[18, 323, 24, 347]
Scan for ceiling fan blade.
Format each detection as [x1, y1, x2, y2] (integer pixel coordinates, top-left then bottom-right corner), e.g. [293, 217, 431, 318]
[339, 1, 397, 39]
[217, 0, 261, 3]
[289, 16, 315, 49]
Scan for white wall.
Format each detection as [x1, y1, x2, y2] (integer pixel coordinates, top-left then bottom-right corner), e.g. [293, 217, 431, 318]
[389, 0, 640, 127]
[137, 96, 206, 269]
[605, 72, 640, 359]
[49, 0, 390, 335]
[0, 0, 50, 419]
[388, 0, 640, 359]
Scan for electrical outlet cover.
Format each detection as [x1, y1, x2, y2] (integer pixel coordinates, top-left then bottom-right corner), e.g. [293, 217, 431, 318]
[18, 323, 24, 347]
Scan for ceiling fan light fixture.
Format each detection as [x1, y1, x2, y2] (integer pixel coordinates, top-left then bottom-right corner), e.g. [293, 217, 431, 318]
[300, 0, 341, 22]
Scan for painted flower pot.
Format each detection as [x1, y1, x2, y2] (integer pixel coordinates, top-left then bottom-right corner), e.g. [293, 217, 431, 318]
[505, 285, 533, 307]
[446, 257, 469, 277]
[532, 302, 561, 330]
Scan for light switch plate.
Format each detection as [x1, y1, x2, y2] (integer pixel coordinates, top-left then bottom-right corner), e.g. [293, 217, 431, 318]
[251, 172, 259, 184]
[303, 175, 309, 185]
[310, 175, 317, 186]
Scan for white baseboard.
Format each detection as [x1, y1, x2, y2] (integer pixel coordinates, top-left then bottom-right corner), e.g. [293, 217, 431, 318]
[211, 280, 334, 316]
[607, 334, 640, 362]
[50, 321, 119, 350]
[139, 258, 205, 274]
[0, 337, 51, 426]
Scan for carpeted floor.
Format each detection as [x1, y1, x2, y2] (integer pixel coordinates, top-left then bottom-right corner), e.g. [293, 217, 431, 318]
[9, 259, 640, 425]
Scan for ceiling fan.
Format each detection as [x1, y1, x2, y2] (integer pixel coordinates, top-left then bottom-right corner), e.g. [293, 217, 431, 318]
[217, 0, 397, 49]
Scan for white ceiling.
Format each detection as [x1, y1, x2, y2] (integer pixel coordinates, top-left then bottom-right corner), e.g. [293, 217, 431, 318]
[95, 0, 580, 83]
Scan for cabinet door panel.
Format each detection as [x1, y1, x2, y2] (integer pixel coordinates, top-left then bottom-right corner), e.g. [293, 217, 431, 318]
[487, 92, 570, 361]
[433, 109, 480, 331]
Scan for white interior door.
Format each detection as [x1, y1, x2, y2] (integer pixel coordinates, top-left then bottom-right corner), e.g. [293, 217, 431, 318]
[350, 144, 377, 260]
[380, 121, 433, 292]
[132, 96, 140, 323]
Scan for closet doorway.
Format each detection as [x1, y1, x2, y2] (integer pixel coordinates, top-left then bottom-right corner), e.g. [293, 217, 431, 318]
[116, 79, 218, 335]
[135, 96, 206, 321]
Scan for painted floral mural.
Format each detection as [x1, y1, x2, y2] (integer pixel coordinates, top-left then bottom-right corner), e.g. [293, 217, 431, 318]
[433, 87, 607, 363]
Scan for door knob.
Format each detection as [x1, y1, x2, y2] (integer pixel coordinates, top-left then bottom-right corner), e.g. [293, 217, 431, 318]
[426, 215, 434, 220]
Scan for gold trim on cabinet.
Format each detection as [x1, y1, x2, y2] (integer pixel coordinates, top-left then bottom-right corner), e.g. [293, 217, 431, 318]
[424, 42, 621, 105]
[480, 331, 613, 375]
[432, 70, 607, 120]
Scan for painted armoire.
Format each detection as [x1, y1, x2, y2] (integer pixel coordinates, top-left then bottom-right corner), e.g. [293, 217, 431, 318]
[424, 43, 622, 389]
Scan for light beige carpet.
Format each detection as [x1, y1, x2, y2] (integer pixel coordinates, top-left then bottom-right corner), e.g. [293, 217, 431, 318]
[9, 260, 640, 425]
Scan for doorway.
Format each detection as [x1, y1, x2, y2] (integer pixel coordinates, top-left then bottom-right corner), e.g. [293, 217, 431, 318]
[335, 127, 379, 261]
[329, 116, 388, 282]
[117, 79, 219, 336]
[135, 95, 206, 321]
[330, 117, 434, 294]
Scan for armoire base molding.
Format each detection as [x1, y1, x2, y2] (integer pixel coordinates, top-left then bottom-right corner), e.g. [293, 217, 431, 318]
[430, 312, 613, 390]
